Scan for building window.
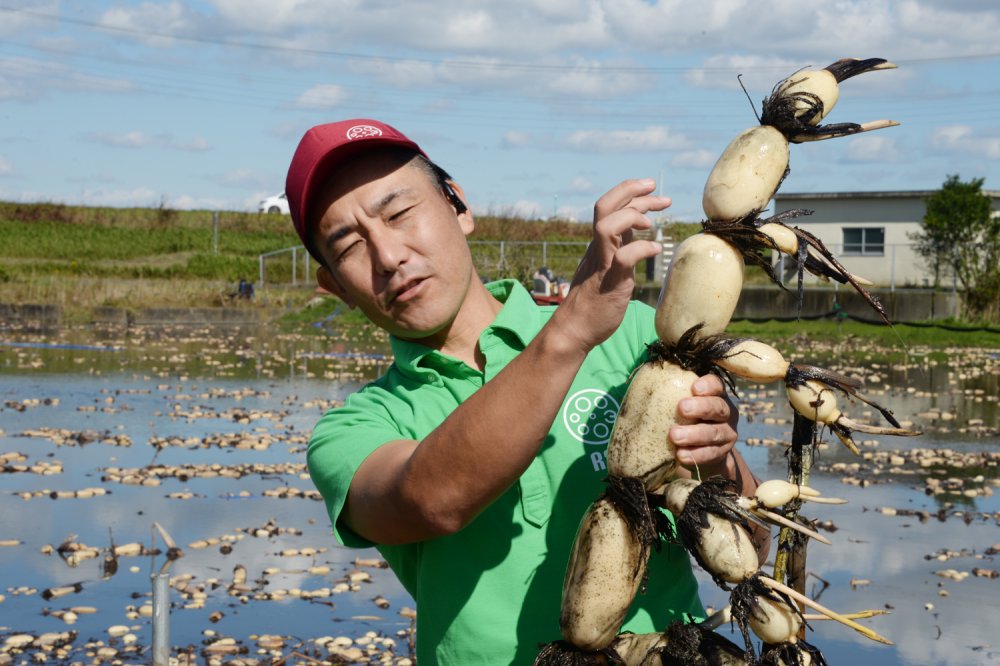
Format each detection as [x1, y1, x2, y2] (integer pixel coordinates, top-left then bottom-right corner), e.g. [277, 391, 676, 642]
[842, 227, 884, 256]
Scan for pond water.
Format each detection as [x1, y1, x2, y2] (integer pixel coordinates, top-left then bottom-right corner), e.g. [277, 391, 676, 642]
[0, 323, 997, 665]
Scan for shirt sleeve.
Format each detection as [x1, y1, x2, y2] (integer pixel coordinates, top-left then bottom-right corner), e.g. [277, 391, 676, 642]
[306, 386, 409, 548]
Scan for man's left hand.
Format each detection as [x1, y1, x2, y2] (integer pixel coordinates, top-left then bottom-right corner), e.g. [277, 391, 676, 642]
[669, 374, 739, 476]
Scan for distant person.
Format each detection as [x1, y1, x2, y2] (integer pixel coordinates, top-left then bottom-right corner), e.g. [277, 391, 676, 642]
[237, 277, 254, 300]
[284, 118, 768, 664]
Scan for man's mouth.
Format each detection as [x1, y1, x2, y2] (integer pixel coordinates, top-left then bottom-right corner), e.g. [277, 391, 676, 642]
[390, 277, 426, 304]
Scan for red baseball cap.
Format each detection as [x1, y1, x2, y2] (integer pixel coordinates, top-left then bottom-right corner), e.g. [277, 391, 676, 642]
[285, 118, 426, 261]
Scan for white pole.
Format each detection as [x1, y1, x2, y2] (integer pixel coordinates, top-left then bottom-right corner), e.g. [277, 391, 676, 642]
[890, 244, 896, 292]
[151, 572, 170, 666]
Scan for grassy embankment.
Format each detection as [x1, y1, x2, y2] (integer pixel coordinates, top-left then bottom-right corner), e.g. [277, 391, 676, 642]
[2, 202, 995, 347]
[0, 201, 601, 318]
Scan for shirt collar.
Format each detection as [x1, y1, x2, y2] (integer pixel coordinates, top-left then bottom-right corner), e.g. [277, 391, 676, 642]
[388, 279, 542, 380]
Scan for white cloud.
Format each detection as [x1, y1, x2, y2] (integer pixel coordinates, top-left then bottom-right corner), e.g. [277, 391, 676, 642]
[66, 172, 116, 185]
[562, 126, 690, 153]
[77, 186, 161, 208]
[352, 59, 437, 88]
[508, 199, 543, 218]
[351, 2, 607, 54]
[567, 176, 594, 194]
[546, 63, 655, 98]
[82, 131, 212, 152]
[294, 84, 348, 109]
[74, 187, 238, 211]
[353, 52, 656, 101]
[0, 156, 14, 177]
[0, 56, 136, 102]
[501, 131, 532, 149]
[171, 193, 232, 210]
[210, 0, 322, 32]
[219, 168, 273, 189]
[671, 149, 718, 169]
[98, 1, 204, 47]
[86, 131, 158, 148]
[931, 124, 1000, 160]
[895, 0, 1000, 57]
[0, 1, 61, 39]
[600, 1, 1000, 62]
[843, 135, 900, 163]
[684, 54, 800, 92]
[180, 137, 211, 152]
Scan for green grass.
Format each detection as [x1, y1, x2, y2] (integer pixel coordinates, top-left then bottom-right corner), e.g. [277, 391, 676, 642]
[726, 317, 1000, 349]
[2, 202, 997, 341]
[0, 204, 300, 285]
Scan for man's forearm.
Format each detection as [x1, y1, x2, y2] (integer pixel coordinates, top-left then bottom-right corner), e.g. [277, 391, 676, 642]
[346, 317, 594, 543]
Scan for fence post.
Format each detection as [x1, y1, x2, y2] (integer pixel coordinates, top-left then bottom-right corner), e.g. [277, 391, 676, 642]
[151, 572, 170, 666]
[292, 247, 298, 286]
[259, 255, 265, 289]
[542, 241, 548, 268]
[212, 212, 219, 255]
[890, 244, 896, 292]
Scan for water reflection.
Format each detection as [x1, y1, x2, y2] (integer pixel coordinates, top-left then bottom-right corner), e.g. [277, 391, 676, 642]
[0, 326, 997, 664]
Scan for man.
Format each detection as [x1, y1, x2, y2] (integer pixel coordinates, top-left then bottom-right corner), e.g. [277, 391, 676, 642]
[286, 119, 767, 664]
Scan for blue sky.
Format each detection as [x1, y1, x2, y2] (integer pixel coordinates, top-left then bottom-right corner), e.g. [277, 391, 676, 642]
[0, 0, 998, 223]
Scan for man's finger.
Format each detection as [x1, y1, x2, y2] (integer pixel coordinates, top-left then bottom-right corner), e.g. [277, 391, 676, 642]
[677, 395, 732, 423]
[594, 179, 668, 219]
[610, 240, 663, 275]
[692, 374, 725, 396]
[624, 194, 673, 216]
[670, 422, 736, 448]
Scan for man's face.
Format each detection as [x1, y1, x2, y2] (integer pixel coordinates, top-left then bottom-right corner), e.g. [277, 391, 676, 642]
[312, 150, 476, 343]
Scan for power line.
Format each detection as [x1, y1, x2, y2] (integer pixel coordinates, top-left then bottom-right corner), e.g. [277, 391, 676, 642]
[4, 36, 999, 127]
[3, 4, 1000, 75]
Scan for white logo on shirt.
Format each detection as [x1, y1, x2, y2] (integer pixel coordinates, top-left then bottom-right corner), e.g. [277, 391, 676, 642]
[561, 389, 620, 446]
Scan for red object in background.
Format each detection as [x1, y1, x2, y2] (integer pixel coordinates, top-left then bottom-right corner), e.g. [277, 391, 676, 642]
[531, 276, 568, 305]
[531, 293, 564, 306]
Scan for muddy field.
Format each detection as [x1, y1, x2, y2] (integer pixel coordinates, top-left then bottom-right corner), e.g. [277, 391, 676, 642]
[0, 323, 997, 665]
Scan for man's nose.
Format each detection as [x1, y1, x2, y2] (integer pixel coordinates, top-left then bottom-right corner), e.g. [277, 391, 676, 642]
[369, 228, 408, 274]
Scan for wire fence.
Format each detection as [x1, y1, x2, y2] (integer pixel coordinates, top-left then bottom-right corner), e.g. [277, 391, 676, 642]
[468, 240, 589, 284]
[257, 241, 594, 289]
[257, 239, 948, 292]
[258, 246, 314, 287]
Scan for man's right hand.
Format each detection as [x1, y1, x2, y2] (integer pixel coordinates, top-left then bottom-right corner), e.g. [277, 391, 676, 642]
[556, 178, 670, 354]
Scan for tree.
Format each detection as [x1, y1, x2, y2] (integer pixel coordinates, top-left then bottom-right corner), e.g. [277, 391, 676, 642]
[910, 175, 999, 321]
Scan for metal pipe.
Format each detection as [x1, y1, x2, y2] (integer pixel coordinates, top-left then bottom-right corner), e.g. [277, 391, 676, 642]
[891, 244, 896, 292]
[151, 572, 170, 666]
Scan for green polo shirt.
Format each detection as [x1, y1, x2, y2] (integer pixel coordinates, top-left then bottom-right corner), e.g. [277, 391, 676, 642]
[307, 280, 703, 665]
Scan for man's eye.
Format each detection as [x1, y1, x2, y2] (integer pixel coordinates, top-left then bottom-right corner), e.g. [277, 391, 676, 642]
[334, 240, 362, 262]
[388, 205, 415, 224]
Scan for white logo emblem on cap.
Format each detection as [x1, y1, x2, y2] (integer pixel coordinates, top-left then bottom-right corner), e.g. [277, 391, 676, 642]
[346, 125, 383, 141]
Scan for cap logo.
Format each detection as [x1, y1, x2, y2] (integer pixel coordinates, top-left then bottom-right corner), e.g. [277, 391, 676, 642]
[346, 125, 383, 141]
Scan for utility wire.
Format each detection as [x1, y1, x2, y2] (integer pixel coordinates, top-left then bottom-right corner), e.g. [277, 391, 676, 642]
[3, 4, 1000, 74]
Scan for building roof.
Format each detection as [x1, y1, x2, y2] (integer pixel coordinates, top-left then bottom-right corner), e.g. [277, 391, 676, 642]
[776, 190, 1000, 200]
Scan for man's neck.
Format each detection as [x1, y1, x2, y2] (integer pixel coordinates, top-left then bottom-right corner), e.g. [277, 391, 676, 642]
[424, 280, 504, 371]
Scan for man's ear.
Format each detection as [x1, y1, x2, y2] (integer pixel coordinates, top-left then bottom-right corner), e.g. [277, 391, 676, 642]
[448, 181, 475, 236]
[317, 265, 355, 308]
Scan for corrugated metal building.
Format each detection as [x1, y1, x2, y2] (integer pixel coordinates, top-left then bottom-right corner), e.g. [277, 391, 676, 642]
[772, 190, 1000, 288]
